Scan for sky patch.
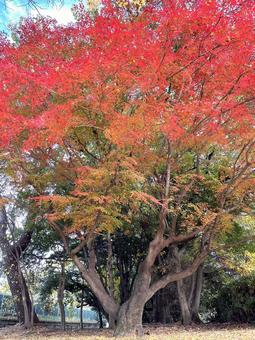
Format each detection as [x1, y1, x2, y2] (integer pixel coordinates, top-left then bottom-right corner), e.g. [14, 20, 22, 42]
[0, 0, 77, 32]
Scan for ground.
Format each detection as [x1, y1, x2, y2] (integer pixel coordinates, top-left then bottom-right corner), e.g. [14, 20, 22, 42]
[0, 323, 255, 340]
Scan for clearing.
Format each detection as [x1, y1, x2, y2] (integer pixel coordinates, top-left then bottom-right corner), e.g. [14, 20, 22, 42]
[0, 323, 255, 340]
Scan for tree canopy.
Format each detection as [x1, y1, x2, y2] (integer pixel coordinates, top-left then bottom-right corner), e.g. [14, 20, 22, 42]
[1, 0, 255, 336]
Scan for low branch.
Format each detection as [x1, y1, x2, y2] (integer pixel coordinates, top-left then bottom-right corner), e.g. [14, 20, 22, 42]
[11, 231, 33, 257]
[164, 225, 206, 248]
[71, 237, 87, 256]
[49, 221, 70, 255]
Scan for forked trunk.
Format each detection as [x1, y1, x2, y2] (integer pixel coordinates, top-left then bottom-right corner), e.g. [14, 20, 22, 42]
[114, 262, 150, 337]
[6, 257, 38, 324]
[67, 215, 207, 336]
[0, 207, 38, 326]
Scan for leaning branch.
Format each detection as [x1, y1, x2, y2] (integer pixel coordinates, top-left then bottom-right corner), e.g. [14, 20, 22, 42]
[148, 248, 209, 297]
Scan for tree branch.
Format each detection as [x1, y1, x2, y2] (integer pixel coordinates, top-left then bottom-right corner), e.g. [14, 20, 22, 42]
[148, 248, 208, 298]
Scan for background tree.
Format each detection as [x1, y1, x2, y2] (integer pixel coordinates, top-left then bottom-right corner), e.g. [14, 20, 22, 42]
[0, 204, 39, 326]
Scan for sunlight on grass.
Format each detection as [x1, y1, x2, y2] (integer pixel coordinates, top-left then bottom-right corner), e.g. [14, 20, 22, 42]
[1, 325, 255, 340]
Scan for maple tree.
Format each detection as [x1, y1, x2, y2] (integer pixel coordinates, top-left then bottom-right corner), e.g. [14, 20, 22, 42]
[1, 0, 255, 335]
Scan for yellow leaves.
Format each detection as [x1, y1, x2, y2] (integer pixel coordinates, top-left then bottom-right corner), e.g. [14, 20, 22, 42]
[35, 153, 144, 235]
[87, 0, 101, 11]
[46, 212, 69, 223]
[222, 250, 255, 276]
[116, 0, 129, 7]
[241, 251, 255, 275]
[132, 0, 147, 8]
[116, 0, 147, 10]
[236, 215, 255, 230]
[105, 109, 158, 148]
[0, 197, 9, 207]
[217, 213, 233, 232]
[200, 210, 217, 228]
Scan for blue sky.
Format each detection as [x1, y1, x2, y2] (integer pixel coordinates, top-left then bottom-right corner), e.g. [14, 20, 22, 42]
[0, 0, 78, 32]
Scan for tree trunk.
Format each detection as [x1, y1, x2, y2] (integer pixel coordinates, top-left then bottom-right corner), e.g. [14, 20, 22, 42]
[114, 258, 151, 337]
[174, 245, 192, 325]
[107, 233, 115, 329]
[0, 206, 39, 325]
[189, 264, 203, 323]
[72, 253, 119, 323]
[177, 279, 192, 325]
[57, 262, 66, 331]
[17, 262, 31, 328]
[54, 202, 208, 336]
[114, 298, 145, 337]
[5, 255, 33, 324]
[98, 308, 104, 328]
[176, 263, 204, 325]
[80, 288, 84, 329]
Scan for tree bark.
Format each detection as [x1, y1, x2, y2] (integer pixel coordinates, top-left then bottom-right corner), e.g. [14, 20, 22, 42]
[174, 247, 192, 325]
[80, 288, 84, 329]
[107, 233, 115, 329]
[0, 206, 39, 325]
[114, 298, 145, 337]
[114, 255, 152, 337]
[189, 264, 203, 323]
[177, 279, 192, 325]
[98, 307, 104, 329]
[70, 233, 207, 336]
[5, 255, 33, 324]
[52, 210, 208, 336]
[57, 262, 66, 331]
[72, 254, 119, 322]
[174, 245, 204, 325]
[176, 263, 204, 325]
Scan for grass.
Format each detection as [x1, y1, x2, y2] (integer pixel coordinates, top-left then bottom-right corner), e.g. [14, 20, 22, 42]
[0, 323, 255, 340]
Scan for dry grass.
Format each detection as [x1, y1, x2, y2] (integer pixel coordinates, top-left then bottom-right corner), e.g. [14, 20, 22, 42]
[0, 323, 255, 340]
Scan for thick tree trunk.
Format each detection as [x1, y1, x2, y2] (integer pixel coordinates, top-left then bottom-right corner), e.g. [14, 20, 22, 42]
[70, 240, 207, 335]
[114, 298, 145, 337]
[114, 258, 151, 337]
[6, 255, 33, 323]
[0, 207, 38, 325]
